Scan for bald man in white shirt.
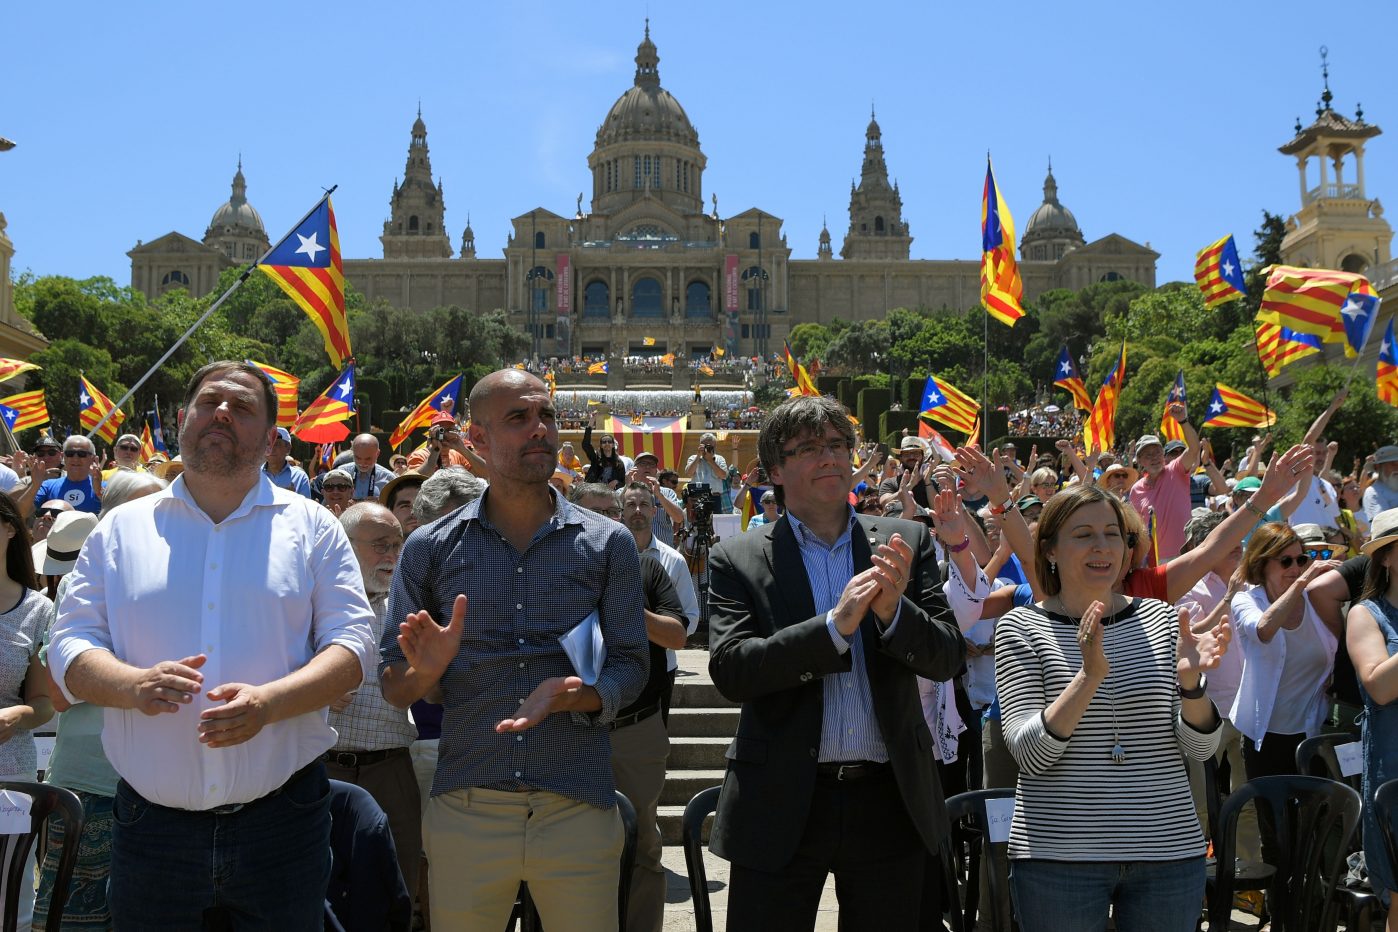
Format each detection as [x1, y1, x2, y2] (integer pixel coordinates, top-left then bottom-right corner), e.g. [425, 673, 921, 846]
[49, 360, 375, 930]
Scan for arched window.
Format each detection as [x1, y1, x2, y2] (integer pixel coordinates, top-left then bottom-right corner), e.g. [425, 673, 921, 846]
[408, 216, 420, 233]
[584, 281, 609, 318]
[685, 281, 712, 318]
[161, 270, 190, 288]
[749, 231, 761, 249]
[631, 277, 663, 317]
[1099, 271, 1123, 283]
[874, 216, 885, 234]
[534, 231, 546, 250]
[1341, 253, 1370, 274]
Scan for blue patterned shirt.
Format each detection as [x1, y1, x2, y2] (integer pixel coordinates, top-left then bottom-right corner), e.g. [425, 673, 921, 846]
[786, 508, 895, 764]
[381, 487, 648, 809]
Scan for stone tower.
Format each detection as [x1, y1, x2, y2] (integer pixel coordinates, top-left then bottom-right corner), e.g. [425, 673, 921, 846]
[381, 108, 452, 258]
[818, 216, 833, 260]
[203, 158, 270, 264]
[460, 213, 476, 259]
[1020, 160, 1086, 261]
[1278, 52, 1391, 274]
[841, 109, 912, 260]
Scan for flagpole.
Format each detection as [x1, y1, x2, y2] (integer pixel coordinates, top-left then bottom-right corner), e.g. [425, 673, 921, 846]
[87, 186, 338, 439]
[982, 306, 989, 450]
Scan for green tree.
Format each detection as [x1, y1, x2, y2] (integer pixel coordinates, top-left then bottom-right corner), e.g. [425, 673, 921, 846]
[28, 340, 125, 442]
[787, 322, 834, 361]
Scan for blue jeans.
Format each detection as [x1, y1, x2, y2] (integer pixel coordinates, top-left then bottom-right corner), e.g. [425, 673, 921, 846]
[1010, 857, 1205, 932]
[109, 763, 332, 931]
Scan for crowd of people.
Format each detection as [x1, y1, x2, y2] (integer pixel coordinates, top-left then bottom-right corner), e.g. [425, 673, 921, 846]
[0, 358, 1394, 931]
[1007, 401, 1087, 437]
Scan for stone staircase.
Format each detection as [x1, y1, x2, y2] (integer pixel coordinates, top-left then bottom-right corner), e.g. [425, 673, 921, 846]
[659, 650, 735, 845]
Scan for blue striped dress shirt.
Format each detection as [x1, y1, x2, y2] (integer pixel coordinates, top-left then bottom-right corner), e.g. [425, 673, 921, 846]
[786, 508, 894, 764]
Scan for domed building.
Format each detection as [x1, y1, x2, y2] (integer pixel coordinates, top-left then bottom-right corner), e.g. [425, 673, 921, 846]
[1020, 161, 1085, 262]
[130, 161, 270, 298]
[131, 25, 1159, 363]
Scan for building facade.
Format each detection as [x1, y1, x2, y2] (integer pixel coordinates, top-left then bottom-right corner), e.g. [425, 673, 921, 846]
[131, 27, 1158, 360]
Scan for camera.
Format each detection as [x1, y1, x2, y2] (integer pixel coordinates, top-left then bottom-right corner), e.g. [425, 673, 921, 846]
[682, 482, 716, 546]
[431, 426, 446, 443]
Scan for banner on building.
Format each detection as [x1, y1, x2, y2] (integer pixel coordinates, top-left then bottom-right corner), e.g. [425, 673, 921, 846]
[555, 254, 571, 313]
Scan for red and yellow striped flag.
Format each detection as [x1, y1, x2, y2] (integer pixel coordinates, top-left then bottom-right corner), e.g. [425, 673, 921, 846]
[980, 157, 1025, 326]
[607, 416, 686, 469]
[0, 359, 40, 384]
[78, 375, 124, 444]
[140, 423, 157, 461]
[248, 360, 300, 429]
[1083, 343, 1127, 456]
[0, 389, 48, 431]
[258, 198, 350, 368]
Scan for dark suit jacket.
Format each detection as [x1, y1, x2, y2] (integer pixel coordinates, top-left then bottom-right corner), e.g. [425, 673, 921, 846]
[706, 512, 964, 872]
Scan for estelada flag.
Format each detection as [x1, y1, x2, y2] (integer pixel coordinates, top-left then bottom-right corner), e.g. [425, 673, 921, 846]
[248, 360, 301, 429]
[1378, 320, 1398, 408]
[919, 374, 979, 435]
[389, 374, 463, 450]
[1201, 383, 1276, 428]
[0, 389, 48, 431]
[293, 364, 356, 438]
[1193, 235, 1247, 309]
[1258, 265, 1374, 355]
[980, 157, 1025, 326]
[1159, 371, 1187, 443]
[1255, 321, 1322, 377]
[259, 198, 350, 368]
[1052, 345, 1093, 413]
[1083, 342, 1127, 455]
[79, 375, 124, 444]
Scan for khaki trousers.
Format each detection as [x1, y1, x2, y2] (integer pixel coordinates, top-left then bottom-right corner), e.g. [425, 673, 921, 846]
[609, 710, 669, 932]
[424, 786, 623, 931]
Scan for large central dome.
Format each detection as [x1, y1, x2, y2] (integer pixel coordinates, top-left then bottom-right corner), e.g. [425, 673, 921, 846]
[595, 25, 699, 149]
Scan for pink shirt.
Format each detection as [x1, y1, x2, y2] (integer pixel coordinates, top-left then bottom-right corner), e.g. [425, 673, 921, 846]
[1129, 455, 1191, 563]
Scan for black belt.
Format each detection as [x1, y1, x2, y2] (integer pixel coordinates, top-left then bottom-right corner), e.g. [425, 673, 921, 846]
[815, 760, 891, 782]
[610, 701, 662, 731]
[204, 759, 322, 815]
[322, 747, 408, 768]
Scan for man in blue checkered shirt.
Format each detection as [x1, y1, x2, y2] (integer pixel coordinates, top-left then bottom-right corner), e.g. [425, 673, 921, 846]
[381, 368, 648, 931]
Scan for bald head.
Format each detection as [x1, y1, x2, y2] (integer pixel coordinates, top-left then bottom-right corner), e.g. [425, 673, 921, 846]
[467, 369, 549, 425]
[341, 502, 402, 593]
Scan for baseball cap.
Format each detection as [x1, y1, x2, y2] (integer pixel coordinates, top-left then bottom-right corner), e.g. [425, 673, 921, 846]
[321, 469, 354, 488]
[1376, 445, 1398, 466]
[1162, 439, 1186, 455]
[274, 427, 292, 445]
[1015, 496, 1043, 513]
[1135, 435, 1163, 455]
[634, 450, 659, 463]
[1233, 476, 1263, 494]
[430, 411, 457, 428]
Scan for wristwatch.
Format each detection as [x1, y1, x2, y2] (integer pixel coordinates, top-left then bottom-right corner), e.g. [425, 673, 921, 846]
[1178, 675, 1208, 700]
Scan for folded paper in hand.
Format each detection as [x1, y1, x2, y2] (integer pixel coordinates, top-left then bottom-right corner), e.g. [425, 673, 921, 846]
[559, 610, 606, 685]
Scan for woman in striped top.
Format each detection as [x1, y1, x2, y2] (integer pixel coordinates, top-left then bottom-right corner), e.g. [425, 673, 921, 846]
[995, 484, 1226, 932]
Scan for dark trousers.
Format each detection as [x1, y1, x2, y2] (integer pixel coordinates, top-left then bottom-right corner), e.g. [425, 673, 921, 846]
[324, 748, 422, 897]
[726, 767, 926, 932]
[110, 763, 332, 931]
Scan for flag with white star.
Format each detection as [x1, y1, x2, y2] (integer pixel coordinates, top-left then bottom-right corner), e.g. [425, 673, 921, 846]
[0, 404, 20, 434]
[78, 375, 125, 444]
[1052, 344, 1093, 413]
[1259, 265, 1373, 351]
[1193, 235, 1247, 309]
[1159, 370, 1187, 443]
[918, 374, 979, 435]
[292, 364, 355, 437]
[259, 197, 351, 368]
[1378, 320, 1398, 408]
[1340, 289, 1381, 359]
[388, 373, 462, 449]
[0, 389, 49, 432]
[1201, 383, 1275, 428]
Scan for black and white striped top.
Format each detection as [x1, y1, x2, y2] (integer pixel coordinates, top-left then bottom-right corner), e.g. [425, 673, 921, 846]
[994, 598, 1221, 861]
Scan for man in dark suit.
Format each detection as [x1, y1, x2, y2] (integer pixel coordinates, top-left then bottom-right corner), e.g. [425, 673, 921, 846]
[707, 394, 965, 931]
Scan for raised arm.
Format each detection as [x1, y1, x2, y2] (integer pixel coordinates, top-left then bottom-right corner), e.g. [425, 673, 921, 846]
[1302, 388, 1347, 446]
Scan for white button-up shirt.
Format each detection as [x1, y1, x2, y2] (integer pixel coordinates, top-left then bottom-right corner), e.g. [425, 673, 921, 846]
[49, 474, 375, 810]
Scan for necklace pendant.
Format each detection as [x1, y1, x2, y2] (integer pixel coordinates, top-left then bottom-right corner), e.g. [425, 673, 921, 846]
[1111, 743, 1127, 764]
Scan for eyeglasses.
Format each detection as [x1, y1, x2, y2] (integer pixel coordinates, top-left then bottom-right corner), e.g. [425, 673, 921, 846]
[1274, 553, 1313, 569]
[1304, 547, 1335, 561]
[322, 483, 352, 492]
[63, 451, 92, 458]
[779, 438, 852, 461]
[588, 506, 622, 518]
[117, 444, 141, 452]
[351, 537, 402, 555]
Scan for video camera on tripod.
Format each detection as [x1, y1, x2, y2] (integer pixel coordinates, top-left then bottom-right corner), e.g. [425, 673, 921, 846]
[682, 482, 717, 547]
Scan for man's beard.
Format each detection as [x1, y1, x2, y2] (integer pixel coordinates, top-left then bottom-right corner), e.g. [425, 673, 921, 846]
[180, 425, 263, 479]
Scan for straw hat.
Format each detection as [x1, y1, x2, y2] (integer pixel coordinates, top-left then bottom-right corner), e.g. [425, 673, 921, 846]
[1363, 508, 1398, 556]
[33, 511, 98, 576]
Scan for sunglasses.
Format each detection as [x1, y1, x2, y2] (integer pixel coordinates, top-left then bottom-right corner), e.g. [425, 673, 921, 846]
[1305, 547, 1336, 561]
[117, 444, 141, 452]
[63, 451, 93, 458]
[323, 483, 352, 491]
[1274, 553, 1313, 569]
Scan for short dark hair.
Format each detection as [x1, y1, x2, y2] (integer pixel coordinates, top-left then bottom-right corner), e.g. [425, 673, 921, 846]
[0, 495, 37, 590]
[758, 395, 855, 507]
[182, 361, 278, 429]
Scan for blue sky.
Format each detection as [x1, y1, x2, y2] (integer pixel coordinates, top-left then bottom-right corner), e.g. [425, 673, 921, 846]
[4, 1, 1396, 291]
